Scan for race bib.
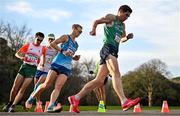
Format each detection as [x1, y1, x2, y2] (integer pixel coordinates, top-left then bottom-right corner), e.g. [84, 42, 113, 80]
[67, 48, 75, 57]
[25, 54, 38, 63]
[114, 33, 121, 43]
[46, 55, 52, 64]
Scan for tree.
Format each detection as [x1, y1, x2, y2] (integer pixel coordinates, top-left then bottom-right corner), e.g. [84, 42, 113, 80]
[0, 20, 32, 103]
[0, 20, 32, 52]
[122, 59, 179, 106]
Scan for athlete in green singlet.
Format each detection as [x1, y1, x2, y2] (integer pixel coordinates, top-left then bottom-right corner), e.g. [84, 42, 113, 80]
[68, 5, 140, 112]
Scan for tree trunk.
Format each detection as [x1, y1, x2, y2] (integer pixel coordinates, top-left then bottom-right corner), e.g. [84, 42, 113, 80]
[148, 83, 153, 107]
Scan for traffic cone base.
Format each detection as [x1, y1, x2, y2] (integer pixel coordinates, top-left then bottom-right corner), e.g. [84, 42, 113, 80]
[133, 103, 141, 113]
[98, 100, 106, 112]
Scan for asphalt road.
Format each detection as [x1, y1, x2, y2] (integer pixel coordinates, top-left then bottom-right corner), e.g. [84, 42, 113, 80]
[0, 110, 180, 116]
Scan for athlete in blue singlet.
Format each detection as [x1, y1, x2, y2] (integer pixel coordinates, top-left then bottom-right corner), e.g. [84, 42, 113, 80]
[25, 24, 82, 112]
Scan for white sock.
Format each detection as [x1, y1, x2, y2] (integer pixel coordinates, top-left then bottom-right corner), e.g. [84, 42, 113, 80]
[75, 95, 80, 100]
[121, 98, 127, 104]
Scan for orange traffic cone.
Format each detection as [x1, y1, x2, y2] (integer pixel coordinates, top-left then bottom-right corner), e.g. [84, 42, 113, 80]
[133, 103, 141, 113]
[44, 101, 49, 112]
[161, 101, 169, 113]
[35, 101, 43, 112]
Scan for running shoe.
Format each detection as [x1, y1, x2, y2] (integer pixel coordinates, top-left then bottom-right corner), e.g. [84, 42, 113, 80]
[68, 96, 80, 113]
[8, 105, 15, 112]
[122, 97, 140, 111]
[69, 105, 80, 113]
[25, 96, 35, 109]
[2, 102, 12, 112]
[47, 103, 63, 113]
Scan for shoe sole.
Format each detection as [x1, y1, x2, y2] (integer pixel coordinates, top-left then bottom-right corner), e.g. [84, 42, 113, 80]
[47, 107, 63, 113]
[123, 98, 140, 111]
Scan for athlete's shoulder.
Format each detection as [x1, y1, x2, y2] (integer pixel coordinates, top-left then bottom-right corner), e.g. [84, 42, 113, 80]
[56, 34, 68, 43]
[42, 45, 46, 54]
[19, 42, 30, 52]
[105, 14, 116, 21]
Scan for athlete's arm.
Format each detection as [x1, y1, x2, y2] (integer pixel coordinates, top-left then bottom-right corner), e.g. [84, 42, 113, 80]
[41, 47, 46, 67]
[50, 35, 68, 52]
[90, 14, 116, 36]
[120, 23, 133, 43]
[15, 50, 25, 60]
[15, 43, 29, 60]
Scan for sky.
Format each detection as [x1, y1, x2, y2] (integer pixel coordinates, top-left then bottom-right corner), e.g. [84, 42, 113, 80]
[0, 0, 180, 78]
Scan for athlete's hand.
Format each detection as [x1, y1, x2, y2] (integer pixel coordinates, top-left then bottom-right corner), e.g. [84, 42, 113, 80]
[21, 57, 25, 60]
[127, 33, 134, 39]
[40, 63, 44, 67]
[90, 30, 96, 36]
[72, 55, 80, 61]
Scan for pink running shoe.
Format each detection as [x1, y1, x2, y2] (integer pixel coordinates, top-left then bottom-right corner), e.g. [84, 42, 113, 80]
[122, 97, 140, 111]
[68, 96, 80, 113]
[69, 105, 80, 113]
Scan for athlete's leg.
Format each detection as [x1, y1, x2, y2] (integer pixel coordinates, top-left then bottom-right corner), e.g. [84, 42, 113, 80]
[34, 75, 47, 101]
[25, 70, 57, 109]
[68, 64, 109, 113]
[106, 55, 126, 103]
[93, 87, 101, 102]
[75, 64, 109, 100]
[3, 74, 24, 112]
[49, 74, 67, 105]
[47, 74, 67, 112]
[99, 85, 106, 104]
[9, 74, 24, 102]
[34, 75, 46, 91]
[34, 77, 38, 86]
[32, 70, 57, 99]
[8, 77, 33, 112]
[106, 55, 140, 111]
[12, 78, 33, 105]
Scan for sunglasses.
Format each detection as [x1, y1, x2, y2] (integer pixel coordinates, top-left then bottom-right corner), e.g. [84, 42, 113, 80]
[48, 38, 55, 41]
[37, 39, 43, 42]
[75, 27, 82, 34]
[124, 13, 130, 18]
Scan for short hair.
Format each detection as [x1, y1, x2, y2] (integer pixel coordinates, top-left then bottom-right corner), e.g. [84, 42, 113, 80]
[118, 5, 132, 13]
[72, 24, 82, 29]
[35, 32, 45, 38]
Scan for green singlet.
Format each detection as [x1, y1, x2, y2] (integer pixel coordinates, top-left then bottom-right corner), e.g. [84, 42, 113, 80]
[103, 16, 124, 51]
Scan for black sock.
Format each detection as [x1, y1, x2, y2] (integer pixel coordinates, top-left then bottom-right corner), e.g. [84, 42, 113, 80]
[11, 105, 15, 108]
[7, 102, 13, 106]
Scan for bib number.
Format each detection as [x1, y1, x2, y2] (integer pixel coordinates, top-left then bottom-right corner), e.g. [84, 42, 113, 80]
[114, 33, 121, 43]
[46, 56, 52, 64]
[67, 48, 75, 57]
[25, 54, 38, 63]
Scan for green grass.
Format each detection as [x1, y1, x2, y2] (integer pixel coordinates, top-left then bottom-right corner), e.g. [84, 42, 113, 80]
[0, 105, 179, 112]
